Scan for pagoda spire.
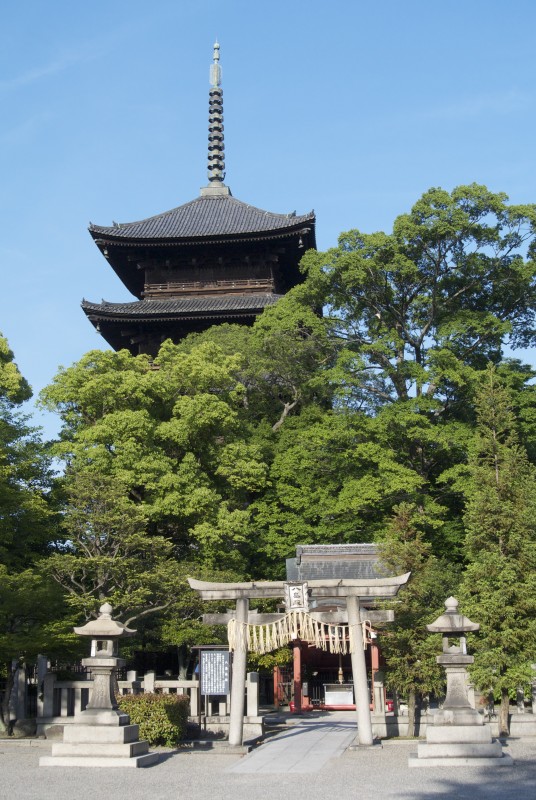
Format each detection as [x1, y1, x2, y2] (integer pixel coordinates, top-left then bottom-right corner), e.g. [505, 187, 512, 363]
[200, 40, 231, 196]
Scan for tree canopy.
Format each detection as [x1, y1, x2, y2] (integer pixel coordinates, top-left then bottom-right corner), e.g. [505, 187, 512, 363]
[23, 183, 536, 706]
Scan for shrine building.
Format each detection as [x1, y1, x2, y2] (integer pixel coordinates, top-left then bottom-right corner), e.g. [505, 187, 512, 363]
[280, 544, 389, 711]
[82, 42, 316, 356]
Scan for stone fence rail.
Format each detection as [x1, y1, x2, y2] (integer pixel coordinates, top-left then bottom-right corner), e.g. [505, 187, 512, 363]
[34, 672, 202, 736]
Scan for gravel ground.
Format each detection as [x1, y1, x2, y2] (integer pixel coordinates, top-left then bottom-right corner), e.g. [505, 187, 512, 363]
[1, 736, 535, 800]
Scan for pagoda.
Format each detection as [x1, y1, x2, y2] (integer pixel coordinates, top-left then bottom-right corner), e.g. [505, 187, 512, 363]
[82, 43, 316, 356]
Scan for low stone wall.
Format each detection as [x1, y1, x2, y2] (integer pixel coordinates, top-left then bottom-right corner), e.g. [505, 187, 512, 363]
[371, 711, 536, 739]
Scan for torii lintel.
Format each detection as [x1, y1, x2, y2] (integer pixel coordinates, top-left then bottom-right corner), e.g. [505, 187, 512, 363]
[188, 573, 410, 601]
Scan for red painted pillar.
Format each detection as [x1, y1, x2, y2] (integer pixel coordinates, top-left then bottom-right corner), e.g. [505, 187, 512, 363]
[293, 640, 302, 713]
[370, 641, 380, 711]
[273, 665, 280, 709]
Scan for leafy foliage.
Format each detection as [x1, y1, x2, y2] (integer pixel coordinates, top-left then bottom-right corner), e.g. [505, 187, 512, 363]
[458, 365, 536, 733]
[46, 471, 179, 624]
[117, 692, 189, 746]
[377, 503, 460, 732]
[0, 333, 70, 730]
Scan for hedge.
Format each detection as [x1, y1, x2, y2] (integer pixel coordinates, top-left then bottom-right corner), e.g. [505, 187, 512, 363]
[117, 692, 189, 746]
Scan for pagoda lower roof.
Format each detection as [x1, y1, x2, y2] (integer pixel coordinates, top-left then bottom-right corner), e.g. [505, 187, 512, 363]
[89, 194, 315, 243]
[81, 293, 281, 321]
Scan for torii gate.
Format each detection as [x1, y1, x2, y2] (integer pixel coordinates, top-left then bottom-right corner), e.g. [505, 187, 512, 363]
[189, 573, 410, 747]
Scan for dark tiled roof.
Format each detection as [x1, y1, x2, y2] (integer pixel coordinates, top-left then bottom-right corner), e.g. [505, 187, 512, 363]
[286, 543, 387, 582]
[89, 195, 315, 241]
[82, 294, 281, 319]
[296, 544, 379, 560]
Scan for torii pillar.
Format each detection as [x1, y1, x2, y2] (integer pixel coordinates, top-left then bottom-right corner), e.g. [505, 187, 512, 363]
[347, 594, 373, 746]
[228, 597, 249, 746]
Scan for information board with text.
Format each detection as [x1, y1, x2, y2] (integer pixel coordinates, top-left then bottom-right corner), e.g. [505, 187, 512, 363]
[200, 650, 230, 696]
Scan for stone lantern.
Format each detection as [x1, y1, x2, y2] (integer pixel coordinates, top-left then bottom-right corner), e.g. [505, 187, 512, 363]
[426, 596, 481, 726]
[73, 603, 135, 722]
[409, 597, 512, 767]
[40, 603, 158, 768]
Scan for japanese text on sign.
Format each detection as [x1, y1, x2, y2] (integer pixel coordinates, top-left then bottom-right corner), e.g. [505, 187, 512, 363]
[200, 650, 230, 696]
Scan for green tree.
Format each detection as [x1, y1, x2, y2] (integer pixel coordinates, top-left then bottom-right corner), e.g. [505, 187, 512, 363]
[250, 407, 423, 575]
[0, 567, 73, 732]
[293, 184, 536, 558]
[40, 298, 335, 577]
[47, 472, 180, 624]
[0, 333, 63, 732]
[300, 184, 536, 407]
[40, 343, 265, 572]
[377, 503, 460, 735]
[458, 365, 536, 735]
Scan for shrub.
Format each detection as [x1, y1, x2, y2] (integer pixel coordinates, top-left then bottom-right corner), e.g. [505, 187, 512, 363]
[117, 692, 189, 746]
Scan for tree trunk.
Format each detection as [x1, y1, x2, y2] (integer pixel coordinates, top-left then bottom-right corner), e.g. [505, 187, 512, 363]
[177, 645, 189, 680]
[499, 688, 510, 736]
[406, 689, 416, 737]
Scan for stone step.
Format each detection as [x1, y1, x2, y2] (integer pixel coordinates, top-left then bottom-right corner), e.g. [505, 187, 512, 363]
[63, 724, 140, 744]
[426, 725, 492, 744]
[418, 741, 503, 759]
[51, 741, 150, 758]
[39, 752, 160, 769]
[409, 753, 514, 768]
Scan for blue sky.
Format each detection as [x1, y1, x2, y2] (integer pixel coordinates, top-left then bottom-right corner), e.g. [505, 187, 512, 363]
[2, 0, 536, 435]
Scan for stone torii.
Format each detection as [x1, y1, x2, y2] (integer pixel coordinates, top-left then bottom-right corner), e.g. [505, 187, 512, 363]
[188, 573, 410, 747]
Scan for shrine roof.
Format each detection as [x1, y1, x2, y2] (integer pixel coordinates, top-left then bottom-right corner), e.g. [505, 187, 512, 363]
[287, 543, 386, 582]
[89, 194, 315, 243]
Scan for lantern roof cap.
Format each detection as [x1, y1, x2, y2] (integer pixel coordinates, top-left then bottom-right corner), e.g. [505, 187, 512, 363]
[73, 603, 136, 638]
[426, 597, 479, 634]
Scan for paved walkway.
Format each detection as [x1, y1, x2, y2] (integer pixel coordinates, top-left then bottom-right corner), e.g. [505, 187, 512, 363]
[228, 711, 357, 774]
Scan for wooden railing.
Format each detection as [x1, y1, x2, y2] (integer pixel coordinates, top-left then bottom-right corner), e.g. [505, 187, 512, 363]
[143, 278, 274, 297]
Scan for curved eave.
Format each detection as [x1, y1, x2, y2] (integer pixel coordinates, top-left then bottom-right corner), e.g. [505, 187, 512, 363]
[82, 295, 280, 352]
[89, 221, 316, 251]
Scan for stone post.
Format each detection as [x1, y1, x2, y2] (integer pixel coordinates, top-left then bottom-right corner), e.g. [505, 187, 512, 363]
[347, 594, 373, 746]
[228, 596, 249, 746]
[247, 672, 259, 717]
[373, 669, 385, 714]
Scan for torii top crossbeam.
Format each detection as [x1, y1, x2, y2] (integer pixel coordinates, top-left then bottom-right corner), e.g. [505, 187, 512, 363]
[188, 573, 410, 600]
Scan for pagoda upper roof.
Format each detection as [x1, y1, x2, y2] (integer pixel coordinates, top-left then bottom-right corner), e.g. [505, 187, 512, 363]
[89, 194, 315, 243]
